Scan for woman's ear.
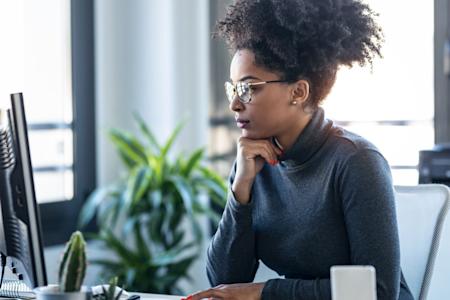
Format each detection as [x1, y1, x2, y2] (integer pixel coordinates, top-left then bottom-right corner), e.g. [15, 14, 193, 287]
[291, 80, 310, 105]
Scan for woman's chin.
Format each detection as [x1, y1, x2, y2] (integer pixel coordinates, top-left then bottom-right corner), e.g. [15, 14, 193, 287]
[241, 129, 270, 140]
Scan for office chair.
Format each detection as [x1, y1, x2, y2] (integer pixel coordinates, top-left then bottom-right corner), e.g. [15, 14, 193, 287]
[395, 184, 450, 300]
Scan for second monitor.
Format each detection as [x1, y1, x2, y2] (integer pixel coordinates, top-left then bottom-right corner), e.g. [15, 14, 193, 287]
[0, 93, 47, 289]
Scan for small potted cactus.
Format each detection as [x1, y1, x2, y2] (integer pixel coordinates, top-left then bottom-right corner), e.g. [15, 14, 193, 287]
[34, 231, 92, 300]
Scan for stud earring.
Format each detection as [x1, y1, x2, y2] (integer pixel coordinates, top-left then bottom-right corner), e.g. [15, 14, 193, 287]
[291, 100, 298, 105]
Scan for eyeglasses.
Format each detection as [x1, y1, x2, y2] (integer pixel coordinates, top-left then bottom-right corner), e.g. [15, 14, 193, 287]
[224, 80, 289, 104]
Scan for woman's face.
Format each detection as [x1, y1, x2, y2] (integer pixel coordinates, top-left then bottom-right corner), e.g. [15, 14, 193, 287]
[229, 49, 307, 140]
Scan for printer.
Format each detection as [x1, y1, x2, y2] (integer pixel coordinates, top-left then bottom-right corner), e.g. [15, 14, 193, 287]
[419, 144, 450, 186]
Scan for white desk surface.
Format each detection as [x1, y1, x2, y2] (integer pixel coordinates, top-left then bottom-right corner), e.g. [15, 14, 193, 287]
[135, 292, 182, 300]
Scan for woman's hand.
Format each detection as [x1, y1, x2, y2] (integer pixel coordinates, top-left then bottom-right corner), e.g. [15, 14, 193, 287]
[232, 137, 282, 204]
[183, 282, 265, 300]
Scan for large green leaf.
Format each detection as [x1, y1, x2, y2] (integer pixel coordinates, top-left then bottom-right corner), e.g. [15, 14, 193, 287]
[160, 121, 185, 159]
[98, 230, 142, 266]
[198, 166, 227, 190]
[150, 241, 197, 267]
[122, 214, 150, 236]
[168, 175, 203, 242]
[168, 175, 194, 214]
[147, 190, 162, 209]
[160, 200, 175, 247]
[168, 206, 183, 232]
[193, 177, 227, 207]
[169, 230, 184, 249]
[117, 150, 136, 170]
[109, 129, 147, 165]
[132, 112, 160, 153]
[147, 155, 165, 187]
[97, 195, 120, 228]
[148, 210, 165, 245]
[78, 184, 119, 228]
[133, 221, 151, 261]
[125, 166, 153, 211]
[122, 216, 139, 236]
[181, 148, 204, 177]
[172, 156, 184, 174]
[107, 191, 127, 227]
[167, 254, 197, 280]
[192, 201, 221, 225]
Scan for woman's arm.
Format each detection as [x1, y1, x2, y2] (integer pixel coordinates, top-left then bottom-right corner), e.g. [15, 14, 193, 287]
[206, 162, 259, 285]
[207, 138, 281, 286]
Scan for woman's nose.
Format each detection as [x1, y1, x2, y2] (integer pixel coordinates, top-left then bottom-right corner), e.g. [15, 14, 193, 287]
[229, 95, 244, 112]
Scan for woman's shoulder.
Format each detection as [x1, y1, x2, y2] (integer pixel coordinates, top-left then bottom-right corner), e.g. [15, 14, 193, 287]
[328, 124, 381, 156]
[326, 124, 390, 170]
[326, 126, 393, 189]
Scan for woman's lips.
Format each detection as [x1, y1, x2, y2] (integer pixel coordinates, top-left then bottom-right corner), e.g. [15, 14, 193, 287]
[236, 119, 250, 128]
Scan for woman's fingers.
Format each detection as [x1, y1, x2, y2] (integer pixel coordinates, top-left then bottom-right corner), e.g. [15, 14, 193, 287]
[258, 145, 278, 165]
[271, 141, 283, 155]
[265, 140, 283, 160]
[243, 145, 273, 164]
[239, 137, 281, 165]
[187, 287, 225, 300]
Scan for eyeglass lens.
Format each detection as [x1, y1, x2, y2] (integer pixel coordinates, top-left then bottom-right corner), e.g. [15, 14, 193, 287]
[225, 81, 251, 103]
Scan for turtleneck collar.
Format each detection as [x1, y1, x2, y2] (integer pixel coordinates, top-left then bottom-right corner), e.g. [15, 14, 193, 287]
[277, 107, 333, 168]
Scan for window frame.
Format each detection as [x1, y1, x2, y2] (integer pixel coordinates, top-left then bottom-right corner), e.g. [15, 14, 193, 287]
[435, 0, 450, 143]
[38, 0, 96, 246]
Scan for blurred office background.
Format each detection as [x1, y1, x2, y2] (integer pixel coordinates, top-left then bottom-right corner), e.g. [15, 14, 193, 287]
[0, 0, 449, 295]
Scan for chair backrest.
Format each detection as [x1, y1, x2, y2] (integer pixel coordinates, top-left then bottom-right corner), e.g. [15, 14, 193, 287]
[395, 184, 450, 300]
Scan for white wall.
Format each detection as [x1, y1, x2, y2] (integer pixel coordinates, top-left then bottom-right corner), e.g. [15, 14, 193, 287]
[95, 0, 210, 186]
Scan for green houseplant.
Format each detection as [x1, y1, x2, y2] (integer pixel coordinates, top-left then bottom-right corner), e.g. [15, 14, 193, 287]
[34, 231, 91, 300]
[79, 115, 227, 295]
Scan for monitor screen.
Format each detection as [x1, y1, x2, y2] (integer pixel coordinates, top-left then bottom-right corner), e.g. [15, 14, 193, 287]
[0, 93, 47, 289]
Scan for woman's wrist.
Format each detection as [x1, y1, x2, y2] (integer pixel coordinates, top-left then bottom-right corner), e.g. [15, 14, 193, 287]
[232, 176, 255, 204]
[254, 282, 266, 300]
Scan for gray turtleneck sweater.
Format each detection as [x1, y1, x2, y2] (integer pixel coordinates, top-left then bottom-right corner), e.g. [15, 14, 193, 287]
[206, 108, 413, 300]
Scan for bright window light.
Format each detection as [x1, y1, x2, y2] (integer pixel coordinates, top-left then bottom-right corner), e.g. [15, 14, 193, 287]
[0, 0, 73, 202]
[323, 0, 435, 186]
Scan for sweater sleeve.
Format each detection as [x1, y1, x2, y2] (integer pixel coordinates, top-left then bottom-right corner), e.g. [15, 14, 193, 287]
[206, 162, 259, 286]
[261, 149, 401, 300]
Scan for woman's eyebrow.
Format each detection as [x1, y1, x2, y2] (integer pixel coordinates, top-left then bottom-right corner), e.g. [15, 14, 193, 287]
[230, 75, 261, 82]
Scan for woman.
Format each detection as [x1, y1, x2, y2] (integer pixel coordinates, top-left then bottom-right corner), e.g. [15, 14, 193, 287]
[186, 0, 413, 299]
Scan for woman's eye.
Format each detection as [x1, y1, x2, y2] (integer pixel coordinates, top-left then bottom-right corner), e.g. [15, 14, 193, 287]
[248, 85, 258, 91]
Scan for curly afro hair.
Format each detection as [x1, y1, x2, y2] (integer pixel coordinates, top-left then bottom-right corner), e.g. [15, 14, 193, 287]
[216, 0, 383, 109]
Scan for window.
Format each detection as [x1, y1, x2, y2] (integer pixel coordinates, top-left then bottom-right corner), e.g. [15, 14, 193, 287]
[323, 0, 435, 185]
[0, 0, 96, 245]
[0, 0, 73, 202]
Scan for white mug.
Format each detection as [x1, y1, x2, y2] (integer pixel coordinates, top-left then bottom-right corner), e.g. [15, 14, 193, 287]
[330, 265, 377, 300]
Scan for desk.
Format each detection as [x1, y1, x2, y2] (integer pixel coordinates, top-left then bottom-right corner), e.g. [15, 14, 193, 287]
[135, 292, 181, 300]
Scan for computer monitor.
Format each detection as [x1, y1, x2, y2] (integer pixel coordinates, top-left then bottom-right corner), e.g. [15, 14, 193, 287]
[0, 93, 47, 289]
